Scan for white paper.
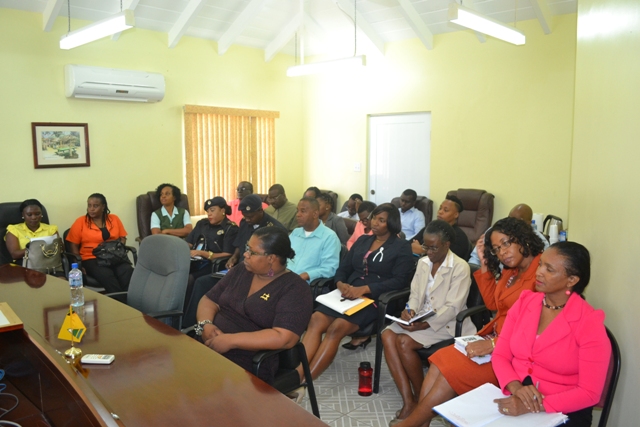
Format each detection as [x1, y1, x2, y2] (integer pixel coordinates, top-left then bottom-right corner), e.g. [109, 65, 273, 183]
[0, 309, 10, 327]
[316, 289, 367, 314]
[434, 383, 568, 427]
[455, 336, 492, 364]
[385, 307, 434, 325]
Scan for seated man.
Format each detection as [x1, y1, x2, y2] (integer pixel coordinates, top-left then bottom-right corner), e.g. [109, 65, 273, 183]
[303, 186, 322, 199]
[317, 193, 349, 244]
[412, 195, 471, 260]
[226, 194, 286, 269]
[228, 181, 267, 225]
[398, 189, 425, 240]
[469, 203, 549, 266]
[265, 184, 298, 232]
[338, 193, 363, 220]
[287, 197, 341, 282]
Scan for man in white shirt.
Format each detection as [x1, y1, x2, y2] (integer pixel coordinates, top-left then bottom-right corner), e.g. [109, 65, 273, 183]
[398, 189, 425, 240]
[337, 193, 363, 220]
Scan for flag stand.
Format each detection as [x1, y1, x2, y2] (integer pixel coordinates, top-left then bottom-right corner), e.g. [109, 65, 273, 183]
[64, 341, 82, 359]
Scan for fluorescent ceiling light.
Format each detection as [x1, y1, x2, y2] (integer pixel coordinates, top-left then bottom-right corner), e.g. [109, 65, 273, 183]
[287, 55, 366, 77]
[60, 10, 135, 50]
[449, 3, 525, 46]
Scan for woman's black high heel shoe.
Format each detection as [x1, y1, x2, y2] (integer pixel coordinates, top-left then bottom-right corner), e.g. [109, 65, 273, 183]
[341, 336, 372, 350]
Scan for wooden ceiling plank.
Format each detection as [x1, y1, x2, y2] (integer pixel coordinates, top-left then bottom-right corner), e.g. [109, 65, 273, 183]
[396, 0, 433, 50]
[168, 0, 206, 48]
[43, 0, 64, 32]
[218, 0, 268, 55]
[264, 11, 303, 62]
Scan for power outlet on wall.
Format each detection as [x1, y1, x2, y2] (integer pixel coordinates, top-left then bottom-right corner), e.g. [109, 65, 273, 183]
[354, 162, 361, 172]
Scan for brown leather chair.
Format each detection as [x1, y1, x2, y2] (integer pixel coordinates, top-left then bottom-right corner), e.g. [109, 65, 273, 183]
[390, 196, 433, 226]
[136, 191, 191, 243]
[254, 193, 269, 205]
[446, 189, 494, 244]
[342, 218, 357, 236]
[319, 190, 338, 213]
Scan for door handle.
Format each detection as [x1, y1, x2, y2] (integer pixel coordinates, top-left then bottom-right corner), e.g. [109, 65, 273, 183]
[370, 190, 375, 195]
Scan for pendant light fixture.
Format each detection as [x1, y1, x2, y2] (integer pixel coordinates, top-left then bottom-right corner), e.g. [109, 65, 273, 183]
[60, 0, 135, 50]
[448, 2, 525, 46]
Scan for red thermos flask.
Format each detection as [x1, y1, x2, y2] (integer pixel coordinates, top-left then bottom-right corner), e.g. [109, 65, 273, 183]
[358, 361, 373, 396]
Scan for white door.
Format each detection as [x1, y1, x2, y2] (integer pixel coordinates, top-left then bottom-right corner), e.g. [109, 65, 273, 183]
[368, 112, 431, 204]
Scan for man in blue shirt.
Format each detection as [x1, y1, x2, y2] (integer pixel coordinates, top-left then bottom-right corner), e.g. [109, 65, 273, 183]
[398, 189, 425, 240]
[288, 197, 341, 283]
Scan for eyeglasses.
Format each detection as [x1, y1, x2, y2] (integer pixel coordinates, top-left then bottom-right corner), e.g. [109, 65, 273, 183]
[237, 187, 247, 192]
[490, 237, 516, 256]
[421, 244, 441, 253]
[244, 244, 268, 257]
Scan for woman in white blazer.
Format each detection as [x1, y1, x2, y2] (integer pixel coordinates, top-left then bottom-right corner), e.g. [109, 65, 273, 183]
[382, 220, 476, 425]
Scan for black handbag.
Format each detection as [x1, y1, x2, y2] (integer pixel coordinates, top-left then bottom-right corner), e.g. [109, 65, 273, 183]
[92, 240, 130, 267]
[23, 237, 64, 274]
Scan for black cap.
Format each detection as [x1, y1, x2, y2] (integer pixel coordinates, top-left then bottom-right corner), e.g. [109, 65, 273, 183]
[238, 194, 263, 213]
[204, 196, 228, 211]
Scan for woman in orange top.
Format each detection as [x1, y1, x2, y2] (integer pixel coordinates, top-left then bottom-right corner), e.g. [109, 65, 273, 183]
[67, 193, 133, 293]
[393, 217, 545, 427]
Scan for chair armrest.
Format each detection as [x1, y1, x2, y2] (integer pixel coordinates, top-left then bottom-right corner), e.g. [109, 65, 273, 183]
[252, 349, 283, 375]
[309, 277, 334, 300]
[211, 256, 231, 273]
[104, 291, 128, 303]
[455, 304, 489, 337]
[378, 288, 411, 305]
[125, 246, 138, 265]
[146, 309, 183, 321]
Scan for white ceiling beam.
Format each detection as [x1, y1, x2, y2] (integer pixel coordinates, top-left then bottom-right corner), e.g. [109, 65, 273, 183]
[461, 0, 487, 43]
[396, 0, 433, 50]
[42, 0, 64, 32]
[335, 0, 385, 55]
[304, 13, 328, 42]
[264, 11, 302, 62]
[112, 0, 141, 41]
[218, 0, 268, 55]
[529, 0, 553, 34]
[168, 0, 205, 48]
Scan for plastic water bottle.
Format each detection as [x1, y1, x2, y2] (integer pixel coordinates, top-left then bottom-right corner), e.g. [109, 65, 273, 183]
[358, 362, 373, 396]
[531, 220, 537, 231]
[69, 263, 84, 307]
[559, 230, 567, 242]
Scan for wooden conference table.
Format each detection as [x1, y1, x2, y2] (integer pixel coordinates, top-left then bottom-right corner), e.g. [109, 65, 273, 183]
[0, 264, 326, 427]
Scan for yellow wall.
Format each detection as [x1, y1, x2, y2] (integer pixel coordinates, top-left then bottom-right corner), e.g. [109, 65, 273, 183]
[301, 16, 577, 221]
[569, 0, 640, 424]
[0, 9, 303, 241]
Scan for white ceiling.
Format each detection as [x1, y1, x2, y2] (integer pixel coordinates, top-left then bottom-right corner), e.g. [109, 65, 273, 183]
[1, 0, 577, 59]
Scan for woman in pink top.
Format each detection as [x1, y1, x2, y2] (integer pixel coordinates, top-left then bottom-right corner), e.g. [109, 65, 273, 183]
[492, 242, 611, 427]
[346, 201, 376, 250]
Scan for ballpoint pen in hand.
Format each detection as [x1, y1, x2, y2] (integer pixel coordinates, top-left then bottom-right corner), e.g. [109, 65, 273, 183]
[406, 303, 411, 314]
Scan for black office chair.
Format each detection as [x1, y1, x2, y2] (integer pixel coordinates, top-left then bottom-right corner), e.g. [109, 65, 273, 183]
[63, 228, 138, 293]
[107, 234, 190, 330]
[308, 244, 348, 300]
[596, 327, 621, 427]
[252, 342, 320, 418]
[0, 202, 51, 265]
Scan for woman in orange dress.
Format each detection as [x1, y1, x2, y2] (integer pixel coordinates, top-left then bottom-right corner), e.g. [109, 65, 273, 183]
[394, 217, 546, 427]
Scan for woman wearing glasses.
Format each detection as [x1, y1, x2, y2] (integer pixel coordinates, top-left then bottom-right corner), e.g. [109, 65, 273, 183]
[195, 227, 313, 384]
[382, 220, 477, 425]
[301, 203, 415, 380]
[394, 216, 544, 427]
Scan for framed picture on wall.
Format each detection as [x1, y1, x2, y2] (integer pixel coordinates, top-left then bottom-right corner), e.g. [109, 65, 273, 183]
[31, 122, 90, 169]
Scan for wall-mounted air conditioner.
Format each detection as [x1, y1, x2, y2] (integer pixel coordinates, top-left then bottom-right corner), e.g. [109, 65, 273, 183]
[64, 64, 165, 103]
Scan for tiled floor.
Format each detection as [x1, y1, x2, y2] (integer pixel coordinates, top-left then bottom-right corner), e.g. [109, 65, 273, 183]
[298, 336, 449, 427]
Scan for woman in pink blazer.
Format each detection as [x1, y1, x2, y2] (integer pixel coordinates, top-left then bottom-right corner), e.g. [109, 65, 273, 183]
[492, 242, 611, 427]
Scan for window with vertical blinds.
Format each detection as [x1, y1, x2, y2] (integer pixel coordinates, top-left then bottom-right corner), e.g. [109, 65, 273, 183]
[184, 105, 278, 215]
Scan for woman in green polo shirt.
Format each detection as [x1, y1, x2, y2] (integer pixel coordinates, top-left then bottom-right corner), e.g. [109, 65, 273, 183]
[150, 183, 193, 238]
[5, 199, 59, 263]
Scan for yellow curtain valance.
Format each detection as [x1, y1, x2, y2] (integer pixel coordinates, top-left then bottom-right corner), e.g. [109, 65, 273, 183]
[184, 105, 280, 119]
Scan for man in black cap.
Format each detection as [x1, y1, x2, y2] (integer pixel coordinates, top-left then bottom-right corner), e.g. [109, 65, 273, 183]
[226, 194, 286, 269]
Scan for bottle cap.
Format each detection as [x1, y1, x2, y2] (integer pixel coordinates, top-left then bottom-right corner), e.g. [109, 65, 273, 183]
[359, 362, 371, 369]
[72, 263, 78, 269]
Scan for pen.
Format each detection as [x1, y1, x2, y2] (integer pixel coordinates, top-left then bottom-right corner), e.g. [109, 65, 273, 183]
[406, 303, 411, 314]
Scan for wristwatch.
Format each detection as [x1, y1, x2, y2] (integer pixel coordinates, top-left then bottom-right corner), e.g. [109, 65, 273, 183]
[194, 319, 213, 336]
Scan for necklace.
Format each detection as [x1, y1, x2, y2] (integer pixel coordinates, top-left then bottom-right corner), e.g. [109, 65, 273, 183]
[505, 274, 516, 288]
[542, 296, 566, 310]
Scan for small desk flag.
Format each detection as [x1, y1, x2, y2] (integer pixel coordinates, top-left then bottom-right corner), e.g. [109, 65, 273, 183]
[57, 306, 86, 342]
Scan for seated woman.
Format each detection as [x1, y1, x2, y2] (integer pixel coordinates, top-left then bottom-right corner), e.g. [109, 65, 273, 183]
[5, 199, 59, 265]
[346, 201, 376, 250]
[412, 195, 470, 261]
[301, 203, 415, 380]
[67, 193, 134, 293]
[195, 227, 313, 384]
[395, 216, 545, 427]
[382, 220, 476, 423]
[492, 242, 610, 426]
[150, 183, 192, 238]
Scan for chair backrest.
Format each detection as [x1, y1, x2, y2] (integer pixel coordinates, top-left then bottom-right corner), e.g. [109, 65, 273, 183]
[342, 217, 357, 236]
[135, 191, 191, 241]
[0, 202, 51, 265]
[390, 196, 434, 226]
[446, 189, 494, 244]
[128, 234, 191, 328]
[319, 190, 339, 213]
[596, 327, 622, 427]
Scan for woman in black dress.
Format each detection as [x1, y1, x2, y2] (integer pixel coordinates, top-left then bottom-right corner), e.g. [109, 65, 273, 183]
[301, 203, 415, 380]
[195, 227, 313, 384]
